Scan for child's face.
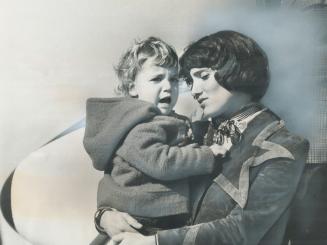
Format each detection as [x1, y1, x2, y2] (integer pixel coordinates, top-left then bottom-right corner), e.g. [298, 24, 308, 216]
[129, 57, 179, 115]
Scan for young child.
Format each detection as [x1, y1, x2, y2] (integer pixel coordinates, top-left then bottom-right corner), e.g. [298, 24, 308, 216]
[83, 37, 229, 242]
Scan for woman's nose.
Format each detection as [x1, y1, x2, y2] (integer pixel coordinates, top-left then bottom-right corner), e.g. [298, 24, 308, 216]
[191, 79, 203, 97]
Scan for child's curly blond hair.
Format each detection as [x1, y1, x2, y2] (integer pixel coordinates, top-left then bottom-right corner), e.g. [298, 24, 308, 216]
[115, 37, 178, 95]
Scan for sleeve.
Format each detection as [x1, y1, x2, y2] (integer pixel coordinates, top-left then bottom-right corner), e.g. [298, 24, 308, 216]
[157, 147, 307, 245]
[116, 120, 215, 181]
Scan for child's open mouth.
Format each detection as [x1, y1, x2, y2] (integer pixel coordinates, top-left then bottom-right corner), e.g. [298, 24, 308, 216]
[159, 96, 171, 104]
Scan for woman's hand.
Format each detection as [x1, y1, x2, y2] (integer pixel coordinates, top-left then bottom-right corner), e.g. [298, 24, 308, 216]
[110, 232, 156, 245]
[101, 210, 143, 237]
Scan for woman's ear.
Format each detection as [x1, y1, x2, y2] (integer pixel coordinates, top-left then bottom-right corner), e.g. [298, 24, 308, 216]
[128, 83, 138, 98]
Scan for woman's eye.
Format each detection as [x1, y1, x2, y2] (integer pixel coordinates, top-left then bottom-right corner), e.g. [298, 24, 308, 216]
[200, 73, 209, 80]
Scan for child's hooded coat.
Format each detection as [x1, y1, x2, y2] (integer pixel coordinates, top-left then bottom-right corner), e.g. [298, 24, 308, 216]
[83, 97, 215, 217]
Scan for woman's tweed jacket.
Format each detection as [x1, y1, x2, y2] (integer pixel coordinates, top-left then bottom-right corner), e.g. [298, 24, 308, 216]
[157, 105, 309, 245]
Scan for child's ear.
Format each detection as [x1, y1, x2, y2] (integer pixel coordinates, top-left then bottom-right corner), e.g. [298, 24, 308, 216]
[128, 83, 138, 97]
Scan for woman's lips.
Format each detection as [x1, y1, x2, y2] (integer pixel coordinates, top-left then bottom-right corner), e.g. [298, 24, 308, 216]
[197, 97, 207, 107]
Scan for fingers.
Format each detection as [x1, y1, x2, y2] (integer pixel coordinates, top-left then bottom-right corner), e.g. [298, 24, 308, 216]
[210, 142, 232, 157]
[111, 233, 126, 242]
[108, 240, 119, 245]
[117, 217, 138, 233]
[119, 224, 137, 233]
[122, 213, 143, 229]
[102, 210, 142, 235]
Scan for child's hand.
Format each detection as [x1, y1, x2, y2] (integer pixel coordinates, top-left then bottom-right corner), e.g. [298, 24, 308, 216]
[210, 143, 229, 157]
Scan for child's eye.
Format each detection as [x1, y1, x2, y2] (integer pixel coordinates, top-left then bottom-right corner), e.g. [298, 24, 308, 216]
[150, 75, 164, 82]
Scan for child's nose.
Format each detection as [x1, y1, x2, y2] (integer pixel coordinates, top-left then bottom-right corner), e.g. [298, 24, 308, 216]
[162, 78, 172, 91]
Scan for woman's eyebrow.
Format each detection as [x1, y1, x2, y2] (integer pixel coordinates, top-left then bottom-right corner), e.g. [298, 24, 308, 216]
[193, 70, 208, 77]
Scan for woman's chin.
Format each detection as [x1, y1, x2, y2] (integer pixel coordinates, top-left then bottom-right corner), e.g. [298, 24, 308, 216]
[202, 109, 219, 120]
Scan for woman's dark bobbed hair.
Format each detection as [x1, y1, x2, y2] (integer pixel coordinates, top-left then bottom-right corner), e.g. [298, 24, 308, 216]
[179, 31, 270, 101]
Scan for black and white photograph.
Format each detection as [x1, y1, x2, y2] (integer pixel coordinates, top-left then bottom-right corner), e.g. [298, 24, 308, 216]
[1, 1, 327, 244]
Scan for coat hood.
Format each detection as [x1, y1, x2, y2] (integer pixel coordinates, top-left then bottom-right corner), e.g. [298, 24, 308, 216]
[83, 97, 160, 171]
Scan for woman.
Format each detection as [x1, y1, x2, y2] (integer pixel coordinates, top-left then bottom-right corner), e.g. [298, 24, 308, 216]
[96, 31, 309, 245]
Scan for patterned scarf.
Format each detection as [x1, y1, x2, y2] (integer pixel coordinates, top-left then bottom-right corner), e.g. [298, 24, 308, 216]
[203, 103, 265, 146]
